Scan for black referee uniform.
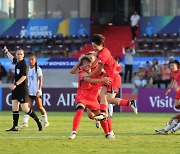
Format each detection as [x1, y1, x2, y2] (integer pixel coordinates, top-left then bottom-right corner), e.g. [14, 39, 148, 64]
[11, 58, 29, 103]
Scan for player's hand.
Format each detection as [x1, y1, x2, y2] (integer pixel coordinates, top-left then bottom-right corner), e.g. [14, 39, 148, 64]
[175, 87, 180, 92]
[103, 77, 111, 85]
[78, 54, 85, 61]
[3, 46, 8, 53]
[10, 84, 16, 91]
[165, 88, 171, 95]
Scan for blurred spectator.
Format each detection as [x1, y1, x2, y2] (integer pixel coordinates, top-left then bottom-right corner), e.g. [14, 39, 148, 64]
[161, 56, 169, 65]
[157, 64, 171, 88]
[145, 61, 151, 79]
[130, 10, 140, 42]
[6, 63, 15, 83]
[123, 46, 135, 83]
[133, 65, 147, 88]
[0, 62, 7, 83]
[148, 66, 159, 88]
[169, 56, 174, 63]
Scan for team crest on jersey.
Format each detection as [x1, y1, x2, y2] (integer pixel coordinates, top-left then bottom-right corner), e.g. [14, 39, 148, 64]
[16, 69, 20, 74]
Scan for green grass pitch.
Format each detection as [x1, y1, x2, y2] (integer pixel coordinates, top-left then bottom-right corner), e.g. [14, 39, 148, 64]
[0, 111, 179, 154]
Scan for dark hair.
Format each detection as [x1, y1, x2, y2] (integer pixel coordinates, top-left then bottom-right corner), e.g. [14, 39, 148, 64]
[91, 34, 105, 46]
[29, 54, 38, 73]
[169, 60, 180, 68]
[80, 56, 91, 66]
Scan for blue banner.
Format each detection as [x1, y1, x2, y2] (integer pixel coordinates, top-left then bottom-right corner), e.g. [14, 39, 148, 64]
[1, 57, 179, 70]
[140, 16, 180, 36]
[0, 88, 2, 111]
[0, 18, 90, 37]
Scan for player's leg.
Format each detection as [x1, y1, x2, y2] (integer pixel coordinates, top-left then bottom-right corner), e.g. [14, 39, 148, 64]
[21, 102, 42, 131]
[36, 96, 49, 127]
[156, 99, 180, 134]
[69, 103, 85, 139]
[6, 100, 19, 131]
[108, 104, 114, 118]
[171, 100, 180, 133]
[20, 96, 34, 128]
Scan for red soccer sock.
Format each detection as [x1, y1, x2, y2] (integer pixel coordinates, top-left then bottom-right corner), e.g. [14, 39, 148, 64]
[107, 118, 113, 132]
[100, 120, 109, 135]
[72, 109, 84, 131]
[119, 99, 130, 106]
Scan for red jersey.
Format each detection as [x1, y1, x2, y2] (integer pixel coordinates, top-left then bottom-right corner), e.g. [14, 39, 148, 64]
[97, 47, 121, 78]
[172, 69, 180, 86]
[75, 69, 101, 102]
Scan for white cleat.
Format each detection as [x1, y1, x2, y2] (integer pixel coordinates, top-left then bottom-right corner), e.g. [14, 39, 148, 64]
[170, 129, 176, 134]
[95, 120, 101, 128]
[155, 129, 168, 135]
[43, 122, 49, 127]
[69, 132, 76, 140]
[94, 114, 106, 121]
[130, 100, 138, 114]
[106, 133, 115, 139]
[19, 122, 28, 128]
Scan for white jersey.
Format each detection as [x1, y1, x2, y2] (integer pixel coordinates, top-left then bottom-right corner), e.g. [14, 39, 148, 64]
[28, 66, 43, 96]
[130, 15, 140, 26]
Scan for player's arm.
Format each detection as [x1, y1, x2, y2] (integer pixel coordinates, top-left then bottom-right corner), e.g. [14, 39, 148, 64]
[70, 55, 85, 74]
[70, 60, 81, 74]
[84, 76, 110, 84]
[88, 63, 104, 77]
[165, 79, 176, 95]
[3, 46, 14, 62]
[10, 76, 27, 91]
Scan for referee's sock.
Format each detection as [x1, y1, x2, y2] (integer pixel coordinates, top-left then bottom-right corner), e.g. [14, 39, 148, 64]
[27, 109, 39, 123]
[13, 111, 19, 127]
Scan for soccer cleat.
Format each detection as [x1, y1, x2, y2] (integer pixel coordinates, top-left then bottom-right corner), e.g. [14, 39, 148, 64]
[43, 122, 49, 127]
[170, 129, 176, 134]
[37, 120, 42, 131]
[69, 132, 76, 140]
[94, 114, 106, 121]
[19, 122, 28, 128]
[106, 133, 115, 139]
[130, 100, 138, 114]
[95, 120, 101, 128]
[6, 126, 18, 131]
[155, 129, 168, 135]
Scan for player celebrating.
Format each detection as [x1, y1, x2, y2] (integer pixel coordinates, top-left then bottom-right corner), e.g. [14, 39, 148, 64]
[3, 46, 42, 131]
[20, 55, 49, 128]
[156, 60, 180, 134]
[69, 56, 114, 139]
[88, 34, 137, 118]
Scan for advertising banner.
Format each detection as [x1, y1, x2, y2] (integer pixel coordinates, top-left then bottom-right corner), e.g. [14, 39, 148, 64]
[2, 88, 77, 111]
[140, 16, 180, 36]
[0, 18, 90, 37]
[138, 88, 179, 113]
[1, 88, 123, 112]
[1, 57, 180, 70]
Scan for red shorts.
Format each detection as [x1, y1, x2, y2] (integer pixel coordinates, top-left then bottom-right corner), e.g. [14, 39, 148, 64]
[76, 99, 100, 111]
[105, 73, 121, 93]
[175, 90, 180, 99]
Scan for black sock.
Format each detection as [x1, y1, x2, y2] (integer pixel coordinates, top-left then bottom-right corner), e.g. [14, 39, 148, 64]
[13, 111, 19, 127]
[27, 109, 39, 123]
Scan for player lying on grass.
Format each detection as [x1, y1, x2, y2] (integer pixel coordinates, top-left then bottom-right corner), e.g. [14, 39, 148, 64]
[156, 60, 180, 134]
[69, 56, 115, 139]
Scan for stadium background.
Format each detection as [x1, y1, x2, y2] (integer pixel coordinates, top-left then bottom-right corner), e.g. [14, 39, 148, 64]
[0, 0, 180, 113]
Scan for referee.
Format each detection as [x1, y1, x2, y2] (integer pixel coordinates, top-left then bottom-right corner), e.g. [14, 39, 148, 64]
[3, 46, 42, 131]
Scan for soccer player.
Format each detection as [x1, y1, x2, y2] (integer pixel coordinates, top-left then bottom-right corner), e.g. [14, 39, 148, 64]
[3, 46, 42, 131]
[156, 60, 180, 134]
[69, 56, 114, 139]
[20, 55, 49, 128]
[88, 34, 137, 118]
